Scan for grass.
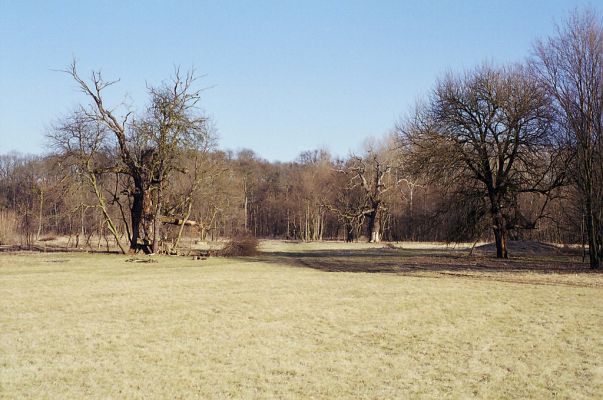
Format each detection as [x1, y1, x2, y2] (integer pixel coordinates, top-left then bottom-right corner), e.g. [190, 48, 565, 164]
[1, 241, 602, 399]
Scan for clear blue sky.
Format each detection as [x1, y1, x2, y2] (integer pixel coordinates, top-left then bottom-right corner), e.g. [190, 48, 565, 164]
[0, 0, 598, 161]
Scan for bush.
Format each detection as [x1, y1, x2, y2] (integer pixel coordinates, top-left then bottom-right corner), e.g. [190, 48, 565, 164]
[216, 235, 259, 257]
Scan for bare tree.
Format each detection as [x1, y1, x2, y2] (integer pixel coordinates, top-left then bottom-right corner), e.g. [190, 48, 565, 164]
[331, 145, 394, 243]
[163, 149, 227, 252]
[49, 112, 128, 254]
[402, 64, 564, 258]
[325, 163, 368, 242]
[62, 61, 212, 254]
[295, 149, 332, 241]
[134, 68, 213, 253]
[532, 8, 603, 268]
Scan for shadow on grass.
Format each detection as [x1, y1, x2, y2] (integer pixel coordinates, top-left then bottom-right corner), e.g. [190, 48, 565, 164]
[253, 247, 600, 276]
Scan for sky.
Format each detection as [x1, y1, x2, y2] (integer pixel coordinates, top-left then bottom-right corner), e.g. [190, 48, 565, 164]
[0, 0, 599, 162]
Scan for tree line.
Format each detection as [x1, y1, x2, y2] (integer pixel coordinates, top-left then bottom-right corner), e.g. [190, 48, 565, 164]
[0, 9, 601, 267]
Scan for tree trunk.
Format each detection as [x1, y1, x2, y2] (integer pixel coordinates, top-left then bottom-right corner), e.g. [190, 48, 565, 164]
[584, 192, 601, 268]
[319, 212, 324, 241]
[151, 182, 163, 254]
[345, 222, 354, 242]
[493, 227, 508, 259]
[366, 207, 382, 243]
[488, 191, 508, 259]
[305, 202, 309, 242]
[244, 194, 248, 232]
[36, 187, 44, 240]
[492, 210, 508, 259]
[129, 179, 148, 254]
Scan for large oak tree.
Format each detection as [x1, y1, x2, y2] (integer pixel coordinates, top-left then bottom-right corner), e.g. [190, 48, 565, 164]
[402, 64, 564, 258]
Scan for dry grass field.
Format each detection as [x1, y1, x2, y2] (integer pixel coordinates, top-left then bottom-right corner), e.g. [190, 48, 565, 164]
[1, 241, 602, 399]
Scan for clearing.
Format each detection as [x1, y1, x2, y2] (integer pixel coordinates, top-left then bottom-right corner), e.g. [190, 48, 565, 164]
[1, 241, 601, 399]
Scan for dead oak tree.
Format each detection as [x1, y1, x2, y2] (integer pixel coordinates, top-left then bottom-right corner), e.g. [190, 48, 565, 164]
[330, 148, 393, 243]
[62, 62, 212, 254]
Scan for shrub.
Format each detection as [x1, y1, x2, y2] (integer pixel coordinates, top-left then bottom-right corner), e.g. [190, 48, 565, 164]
[217, 235, 259, 257]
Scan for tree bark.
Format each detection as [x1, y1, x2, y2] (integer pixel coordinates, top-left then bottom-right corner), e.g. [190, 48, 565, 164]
[366, 204, 382, 243]
[151, 180, 163, 254]
[244, 178, 248, 232]
[36, 187, 44, 240]
[584, 190, 601, 268]
[129, 178, 149, 254]
[345, 222, 354, 242]
[491, 208, 508, 259]
[493, 226, 508, 259]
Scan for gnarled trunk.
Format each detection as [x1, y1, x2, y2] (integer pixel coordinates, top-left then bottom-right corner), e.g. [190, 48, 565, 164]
[366, 208, 382, 243]
[491, 204, 508, 259]
[493, 226, 508, 259]
[129, 177, 152, 254]
[366, 201, 382, 243]
[129, 189, 144, 254]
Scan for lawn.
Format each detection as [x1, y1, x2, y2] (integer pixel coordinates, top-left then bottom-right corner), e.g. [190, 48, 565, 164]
[1, 241, 602, 399]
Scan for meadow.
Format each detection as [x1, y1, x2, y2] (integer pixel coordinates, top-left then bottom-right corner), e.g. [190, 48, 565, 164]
[1, 241, 602, 399]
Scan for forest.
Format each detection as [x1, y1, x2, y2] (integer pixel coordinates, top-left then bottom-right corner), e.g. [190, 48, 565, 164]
[0, 9, 601, 267]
